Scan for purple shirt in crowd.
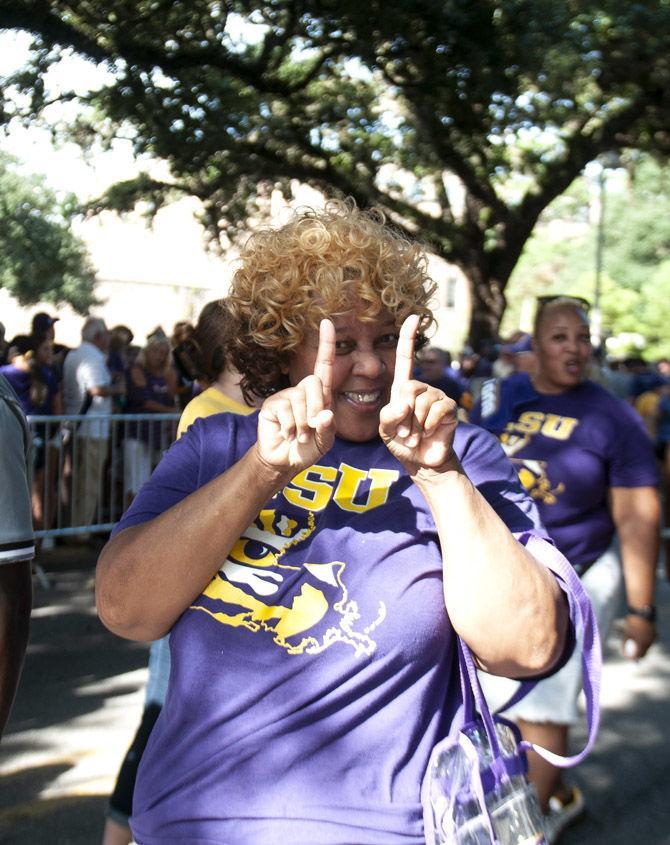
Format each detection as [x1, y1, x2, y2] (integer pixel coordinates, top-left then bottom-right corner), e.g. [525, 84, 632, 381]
[0, 363, 59, 416]
[471, 373, 659, 573]
[114, 412, 569, 844]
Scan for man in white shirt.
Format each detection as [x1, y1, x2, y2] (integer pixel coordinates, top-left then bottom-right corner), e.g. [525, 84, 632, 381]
[63, 317, 125, 529]
[0, 375, 33, 738]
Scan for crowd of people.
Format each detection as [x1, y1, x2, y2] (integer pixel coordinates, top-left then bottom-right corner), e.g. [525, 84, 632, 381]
[0, 312, 217, 543]
[2, 294, 669, 551]
[0, 201, 666, 845]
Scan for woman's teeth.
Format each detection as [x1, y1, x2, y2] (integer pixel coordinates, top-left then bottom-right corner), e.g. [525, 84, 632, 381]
[344, 391, 380, 403]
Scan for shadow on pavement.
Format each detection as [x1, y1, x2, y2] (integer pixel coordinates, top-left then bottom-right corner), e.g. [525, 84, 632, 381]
[563, 582, 670, 844]
[0, 544, 148, 844]
[0, 791, 108, 844]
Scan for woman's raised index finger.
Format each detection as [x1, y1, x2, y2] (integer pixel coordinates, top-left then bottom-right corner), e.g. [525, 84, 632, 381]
[391, 314, 420, 399]
[313, 318, 335, 407]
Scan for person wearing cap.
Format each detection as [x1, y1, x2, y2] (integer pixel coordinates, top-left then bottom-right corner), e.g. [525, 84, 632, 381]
[0, 374, 33, 738]
[31, 312, 59, 343]
[493, 332, 535, 379]
[63, 317, 126, 531]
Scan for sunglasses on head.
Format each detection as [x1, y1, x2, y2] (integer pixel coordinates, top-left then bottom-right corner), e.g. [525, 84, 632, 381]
[536, 295, 591, 313]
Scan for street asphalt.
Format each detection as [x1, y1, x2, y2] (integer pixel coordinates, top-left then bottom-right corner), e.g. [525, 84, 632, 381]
[1, 544, 669, 844]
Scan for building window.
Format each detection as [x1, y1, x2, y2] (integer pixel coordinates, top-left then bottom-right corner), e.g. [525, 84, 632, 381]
[446, 276, 457, 308]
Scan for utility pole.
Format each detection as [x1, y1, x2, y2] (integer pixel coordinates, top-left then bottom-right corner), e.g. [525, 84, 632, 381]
[592, 163, 606, 350]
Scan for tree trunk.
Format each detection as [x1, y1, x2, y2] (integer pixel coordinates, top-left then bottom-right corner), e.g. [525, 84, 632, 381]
[465, 267, 507, 352]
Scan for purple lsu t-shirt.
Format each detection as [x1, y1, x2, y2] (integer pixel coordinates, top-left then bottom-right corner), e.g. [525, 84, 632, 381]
[115, 413, 554, 845]
[471, 374, 658, 572]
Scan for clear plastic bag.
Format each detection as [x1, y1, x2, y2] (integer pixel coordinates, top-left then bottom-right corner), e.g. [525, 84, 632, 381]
[424, 545, 602, 845]
[425, 720, 546, 845]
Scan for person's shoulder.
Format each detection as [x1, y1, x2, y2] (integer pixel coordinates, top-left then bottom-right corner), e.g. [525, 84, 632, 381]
[579, 378, 615, 399]
[0, 365, 25, 394]
[174, 410, 258, 478]
[455, 419, 508, 462]
[579, 379, 652, 441]
[201, 408, 258, 432]
[178, 389, 251, 432]
[0, 373, 20, 408]
[129, 363, 147, 387]
[181, 407, 257, 442]
[0, 376, 29, 449]
[64, 343, 87, 369]
[475, 372, 534, 423]
[579, 379, 637, 415]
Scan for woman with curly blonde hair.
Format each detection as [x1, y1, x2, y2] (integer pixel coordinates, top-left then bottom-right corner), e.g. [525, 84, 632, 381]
[226, 201, 435, 401]
[96, 201, 578, 844]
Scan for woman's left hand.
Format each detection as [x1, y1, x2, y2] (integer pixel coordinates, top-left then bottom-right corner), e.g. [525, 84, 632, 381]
[621, 614, 656, 660]
[379, 314, 459, 475]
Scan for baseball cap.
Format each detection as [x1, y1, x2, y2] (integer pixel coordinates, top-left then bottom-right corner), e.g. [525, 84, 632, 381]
[501, 333, 533, 356]
[31, 312, 60, 334]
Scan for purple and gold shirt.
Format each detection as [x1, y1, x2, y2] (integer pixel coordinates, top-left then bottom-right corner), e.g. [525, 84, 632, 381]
[115, 412, 567, 844]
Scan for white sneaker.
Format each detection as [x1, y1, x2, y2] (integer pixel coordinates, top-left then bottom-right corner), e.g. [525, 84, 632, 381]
[542, 786, 585, 844]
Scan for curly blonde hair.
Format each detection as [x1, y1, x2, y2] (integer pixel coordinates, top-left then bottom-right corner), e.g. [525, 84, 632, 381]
[225, 200, 436, 400]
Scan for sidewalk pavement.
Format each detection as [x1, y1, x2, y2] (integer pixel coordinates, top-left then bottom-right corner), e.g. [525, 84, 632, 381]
[1, 546, 669, 844]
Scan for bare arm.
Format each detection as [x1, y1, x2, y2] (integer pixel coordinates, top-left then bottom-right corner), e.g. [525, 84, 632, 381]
[89, 383, 125, 398]
[610, 485, 660, 658]
[418, 467, 566, 677]
[0, 561, 32, 738]
[52, 389, 63, 416]
[379, 316, 568, 678]
[96, 448, 294, 640]
[96, 321, 336, 641]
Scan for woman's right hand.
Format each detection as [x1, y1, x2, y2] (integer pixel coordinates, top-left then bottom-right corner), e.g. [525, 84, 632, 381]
[254, 320, 336, 476]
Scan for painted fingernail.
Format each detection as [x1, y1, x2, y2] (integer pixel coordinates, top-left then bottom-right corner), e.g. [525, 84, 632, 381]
[398, 425, 410, 437]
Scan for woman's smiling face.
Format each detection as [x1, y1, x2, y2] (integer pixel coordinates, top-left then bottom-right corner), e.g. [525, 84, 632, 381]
[288, 310, 400, 442]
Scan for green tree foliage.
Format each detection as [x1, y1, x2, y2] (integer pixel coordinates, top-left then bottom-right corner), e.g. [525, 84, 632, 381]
[503, 155, 670, 357]
[3, 1, 670, 343]
[604, 158, 670, 291]
[640, 264, 670, 359]
[0, 153, 97, 311]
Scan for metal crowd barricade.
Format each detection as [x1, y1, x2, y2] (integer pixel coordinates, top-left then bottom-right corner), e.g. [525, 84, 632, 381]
[26, 413, 670, 555]
[27, 412, 181, 541]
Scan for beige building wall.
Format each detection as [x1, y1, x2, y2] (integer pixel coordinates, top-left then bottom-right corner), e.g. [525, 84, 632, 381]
[1, 197, 232, 348]
[1, 190, 470, 354]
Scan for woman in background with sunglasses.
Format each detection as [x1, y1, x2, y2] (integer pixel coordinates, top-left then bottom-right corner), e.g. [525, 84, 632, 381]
[471, 295, 660, 843]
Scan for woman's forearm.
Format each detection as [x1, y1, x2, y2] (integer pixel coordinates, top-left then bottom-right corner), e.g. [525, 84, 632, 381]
[96, 445, 292, 641]
[612, 486, 660, 607]
[414, 464, 568, 678]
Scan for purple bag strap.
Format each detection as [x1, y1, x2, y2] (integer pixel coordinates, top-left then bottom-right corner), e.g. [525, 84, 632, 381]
[423, 536, 601, 843]
[458, 639, 505, 765]
[490, 533, 602, 767]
